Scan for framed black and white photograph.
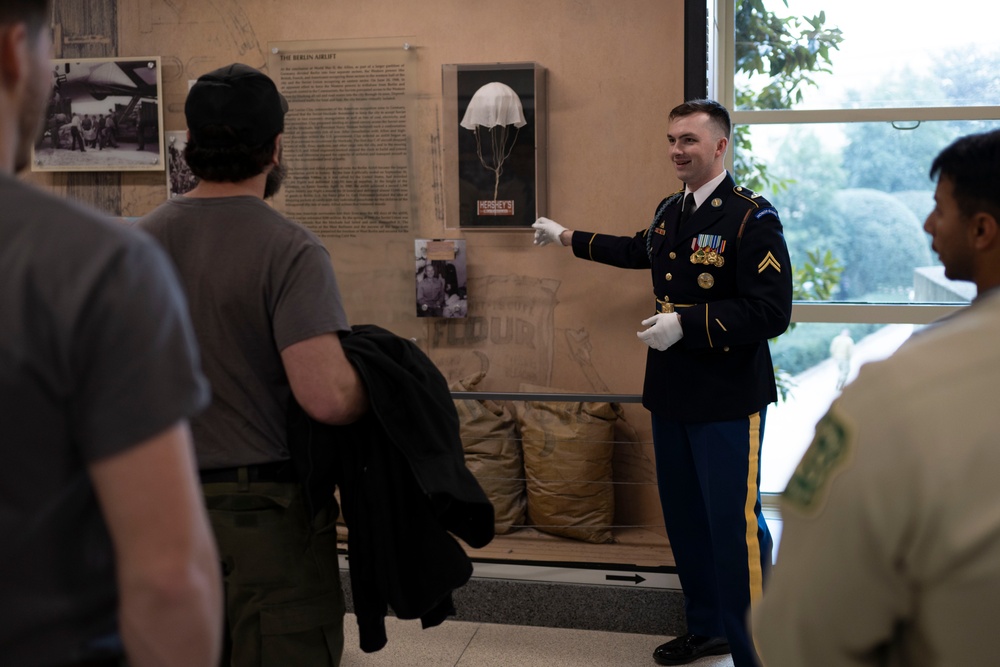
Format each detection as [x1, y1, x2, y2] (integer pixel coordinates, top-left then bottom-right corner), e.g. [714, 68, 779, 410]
[166, 131, 198, 198]
[442, 62, 546, 229]
[32, 56, 164, 172]
[415, 239, 468, 318]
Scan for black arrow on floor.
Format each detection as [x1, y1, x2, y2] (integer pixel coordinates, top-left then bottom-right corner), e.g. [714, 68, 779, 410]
[605, 573, 646, 584]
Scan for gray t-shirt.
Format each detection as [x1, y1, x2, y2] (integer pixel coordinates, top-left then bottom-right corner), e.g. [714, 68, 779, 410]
[139, 195, 350, 469]
[0, 174, 209, 666]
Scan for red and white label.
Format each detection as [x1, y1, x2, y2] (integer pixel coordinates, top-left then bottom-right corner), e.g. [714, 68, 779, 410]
[478, 200, 515, 216]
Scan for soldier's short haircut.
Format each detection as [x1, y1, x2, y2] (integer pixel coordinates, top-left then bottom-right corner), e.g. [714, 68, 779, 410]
[669, 99, 732, 139]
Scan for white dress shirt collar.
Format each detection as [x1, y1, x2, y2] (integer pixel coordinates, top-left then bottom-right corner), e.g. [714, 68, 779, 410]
[685, 170, 728, 211]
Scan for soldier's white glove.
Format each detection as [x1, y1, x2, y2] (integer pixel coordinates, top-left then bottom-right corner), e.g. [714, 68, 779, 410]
[532, 217, 568, 246]
[637, 313, 683, 351]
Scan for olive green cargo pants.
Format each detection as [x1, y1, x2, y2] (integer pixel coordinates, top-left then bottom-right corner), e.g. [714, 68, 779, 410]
[203, 480, 344, 667]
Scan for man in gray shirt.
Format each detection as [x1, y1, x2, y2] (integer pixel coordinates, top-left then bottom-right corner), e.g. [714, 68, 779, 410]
[0, 2, 221, 666]
[140, 62, 368, 667]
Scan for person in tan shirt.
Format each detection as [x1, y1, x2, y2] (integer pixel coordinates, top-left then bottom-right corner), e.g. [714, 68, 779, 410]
[754, 128, 1000, 666]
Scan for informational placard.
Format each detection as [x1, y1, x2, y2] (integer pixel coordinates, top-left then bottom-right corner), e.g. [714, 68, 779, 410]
[268, 38, 417, 238]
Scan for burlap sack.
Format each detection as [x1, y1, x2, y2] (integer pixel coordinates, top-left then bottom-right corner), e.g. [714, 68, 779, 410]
[451, 371, 526, 534]
[516, 386, 620, 543]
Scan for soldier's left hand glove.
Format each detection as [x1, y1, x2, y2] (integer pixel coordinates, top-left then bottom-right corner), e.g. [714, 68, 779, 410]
[637, 313, 683, 351]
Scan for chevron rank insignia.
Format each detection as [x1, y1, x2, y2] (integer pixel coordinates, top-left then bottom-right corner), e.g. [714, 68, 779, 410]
[758, 251, 782, 273]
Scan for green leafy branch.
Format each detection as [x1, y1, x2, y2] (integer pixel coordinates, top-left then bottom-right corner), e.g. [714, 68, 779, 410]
[733, 0, 844, 195]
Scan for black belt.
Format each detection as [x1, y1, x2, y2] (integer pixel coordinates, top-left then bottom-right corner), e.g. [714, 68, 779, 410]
[199, 460, 296, 484]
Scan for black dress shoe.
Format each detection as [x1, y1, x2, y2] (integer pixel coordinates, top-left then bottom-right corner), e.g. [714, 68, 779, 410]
[653, 633, 730, 665]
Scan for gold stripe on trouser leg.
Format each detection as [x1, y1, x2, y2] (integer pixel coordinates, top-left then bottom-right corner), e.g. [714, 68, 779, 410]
[744, 411, 764, 603]
[704, 304, 713, 347]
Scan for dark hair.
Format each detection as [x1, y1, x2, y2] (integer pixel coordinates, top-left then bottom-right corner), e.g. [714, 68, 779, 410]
[669, 99, 732, 139]
[0, 0, 50, 35]
[184, 126, 276, 183]
[930, 129, 1000, 222]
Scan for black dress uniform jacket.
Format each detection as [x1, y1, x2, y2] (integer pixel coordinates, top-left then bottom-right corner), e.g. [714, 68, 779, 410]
[287, 324, 494, 653]
[571, 173, 793, 422]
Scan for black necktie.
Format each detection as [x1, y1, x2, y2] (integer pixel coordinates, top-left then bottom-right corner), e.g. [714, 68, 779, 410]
[678, 192, 696, 230]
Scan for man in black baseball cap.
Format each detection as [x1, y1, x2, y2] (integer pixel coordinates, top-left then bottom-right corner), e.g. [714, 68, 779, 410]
[185, 62, 289, 149]
[175, 62, 293, 197]
[139, 63, 368, 666]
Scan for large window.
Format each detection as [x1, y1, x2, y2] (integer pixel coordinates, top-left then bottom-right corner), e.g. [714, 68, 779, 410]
[711, 0, 1000, 492]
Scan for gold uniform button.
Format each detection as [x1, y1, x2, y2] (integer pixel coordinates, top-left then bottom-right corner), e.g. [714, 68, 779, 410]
[665, 273, 673, 281]
[669, 252, 677, 260]
[724, 346, 730, 352]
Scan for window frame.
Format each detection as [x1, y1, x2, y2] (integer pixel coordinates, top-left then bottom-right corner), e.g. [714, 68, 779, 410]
[701, 0, 1000, 500]
[706, 0, 984, 326]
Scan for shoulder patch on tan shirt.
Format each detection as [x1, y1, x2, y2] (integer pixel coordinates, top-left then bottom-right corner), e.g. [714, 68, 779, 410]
[783, 403, 855, 515]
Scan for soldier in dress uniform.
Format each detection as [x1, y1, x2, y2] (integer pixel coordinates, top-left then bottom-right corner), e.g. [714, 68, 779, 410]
[532, 99, 792, 667]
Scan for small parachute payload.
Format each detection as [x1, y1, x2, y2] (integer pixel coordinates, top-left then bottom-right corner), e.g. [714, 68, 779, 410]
[460, 82, 527, 201]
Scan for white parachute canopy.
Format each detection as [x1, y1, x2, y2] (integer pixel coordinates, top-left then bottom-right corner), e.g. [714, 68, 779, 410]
[460, 82, 527, 201]
[460, 82, 526, 130]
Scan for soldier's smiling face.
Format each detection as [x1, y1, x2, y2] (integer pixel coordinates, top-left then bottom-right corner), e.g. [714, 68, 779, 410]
[667, 112, 728, 192]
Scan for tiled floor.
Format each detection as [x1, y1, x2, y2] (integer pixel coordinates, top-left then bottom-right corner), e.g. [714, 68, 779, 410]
[342, 614, 734, 667]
